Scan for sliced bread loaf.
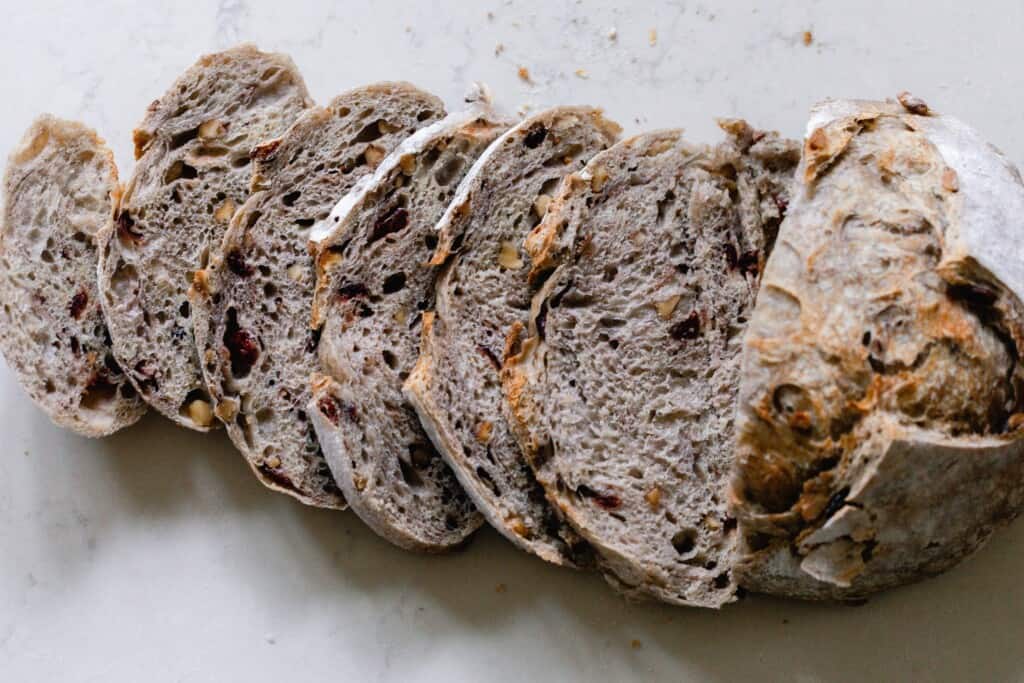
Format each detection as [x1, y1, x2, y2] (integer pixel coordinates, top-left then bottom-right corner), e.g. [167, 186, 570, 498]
[504, 124, 798, 606]
[190, 84, 445, 509]
[0, 115, 146, 436]
[402, 108, 621, 564]
[731, 97, 1024, 600]
[97, 44, 313, 430]
[307, 107, 508, 550]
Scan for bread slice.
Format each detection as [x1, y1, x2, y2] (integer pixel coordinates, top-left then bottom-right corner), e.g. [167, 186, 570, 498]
[97, 44, 313, 431]
[190, 84, 445, 509]
[0, 115, 146, 436]
[731, 97, 1024, 600]
[307, 106, 509, 550]
[503, 123, 799, 606]
[402, 108, 621, 564]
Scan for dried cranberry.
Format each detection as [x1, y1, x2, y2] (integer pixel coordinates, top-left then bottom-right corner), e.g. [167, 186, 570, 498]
[523, 124, 547, 148]
[670, 311, 701, 341]
[69, 290, 88, 319]
[317, 395, 340, 426]
[226, 250, 253, 277]
[223, 308, 259, 377]
[257, 463, 295, 491]
[370, 206, 409, 243]
[577, 484, 621, 510]
[337, 283, 369, 301]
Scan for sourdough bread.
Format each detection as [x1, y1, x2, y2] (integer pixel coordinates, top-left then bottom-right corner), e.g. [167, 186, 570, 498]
[191, 84, 445, 508]
[97, 44, 312, 430]
[403, 108, 621, 564]
[0, 115, 146, 436]
[504, 124, 798, 606]
[308, 107, 508, 550]
[731, 97, 1024, 599]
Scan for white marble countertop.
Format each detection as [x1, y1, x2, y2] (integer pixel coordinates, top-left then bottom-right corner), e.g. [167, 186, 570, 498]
[3, 1, 1024, 681]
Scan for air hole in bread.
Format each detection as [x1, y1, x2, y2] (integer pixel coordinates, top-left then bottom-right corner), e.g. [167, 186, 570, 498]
[231, 155, 250, 169]
[382, 349, 398, 370]
[398, 457, 424, 488]
[435, 157, 465, 186]
[382, 272, 406, 294]
[169, 127, 199, 150]
[476, 466, 501, 496]
[81, 375, 118, 410]
[41, 250, 54, 264]
[44, 379, 56, 394]
[671, 528, 698, 556]
[164, 160, 198, 184]
[110, 262, 139, 299]
[335, 106, 351, 118]
[263, 282, 277, 298]
[260, 67, 281, 81]
[656, 190, 676, 225]
[424, 233, 438, 251]
[354, 120, 385, 143]
[417, 109, 437, 122]
[179, 301, 191, 318]
[282, 190, 301, 207]
[295, 218, 315, 228]
[545, 144, 583, 167]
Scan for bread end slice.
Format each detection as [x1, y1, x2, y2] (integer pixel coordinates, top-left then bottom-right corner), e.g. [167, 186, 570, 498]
[1, 115, 146, 436]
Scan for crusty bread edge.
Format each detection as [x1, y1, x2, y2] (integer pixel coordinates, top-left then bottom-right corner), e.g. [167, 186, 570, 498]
[2, 115, 146, 437]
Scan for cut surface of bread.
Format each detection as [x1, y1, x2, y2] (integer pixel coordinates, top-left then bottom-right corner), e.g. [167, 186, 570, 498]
[731, 98, 1024, 600]
[308, 107, 508, 550]
[403, 108, 621, 564]
[97, 44, 312, 430]
[191, 83, 445, 509]
[0, 115, 146, 436]
[504, 123, 799, 606]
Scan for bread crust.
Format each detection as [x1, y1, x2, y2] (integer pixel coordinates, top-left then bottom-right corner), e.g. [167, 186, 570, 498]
[308, 108, 510, 550]
[190, 83, 445, 508]
[504, 125, 798, 607]
[97, 44, 313, 431]
[403, 107, 621, 566]
[731, 97, 1024, 599]
[0, 115, 146, 436]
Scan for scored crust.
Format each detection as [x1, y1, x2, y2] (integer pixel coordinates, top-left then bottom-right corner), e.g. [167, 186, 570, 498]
[97, 44, 313, 431]
[0, 115, 146, 436]
[731, 97, 1024, 599]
